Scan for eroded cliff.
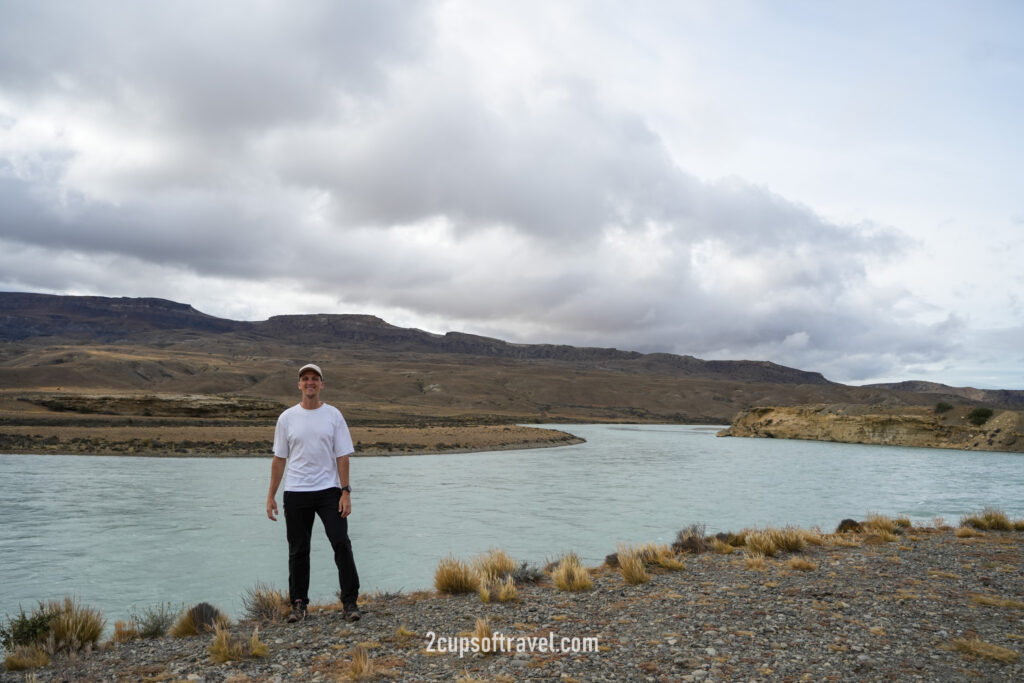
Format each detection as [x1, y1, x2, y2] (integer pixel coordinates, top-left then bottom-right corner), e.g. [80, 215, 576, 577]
[718, 404, 1024, 453]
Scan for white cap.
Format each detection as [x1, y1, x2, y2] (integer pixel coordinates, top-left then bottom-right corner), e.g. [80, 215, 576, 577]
[298, 363, 323, 380]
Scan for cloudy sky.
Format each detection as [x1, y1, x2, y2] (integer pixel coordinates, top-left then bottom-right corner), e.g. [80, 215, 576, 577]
[1, 1, 1021, 388]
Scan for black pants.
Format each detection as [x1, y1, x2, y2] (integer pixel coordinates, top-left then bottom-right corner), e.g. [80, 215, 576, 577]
[283, 487, 360, 607]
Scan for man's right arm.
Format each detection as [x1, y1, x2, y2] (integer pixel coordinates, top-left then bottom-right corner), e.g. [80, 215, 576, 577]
[266, 456, 286, 521]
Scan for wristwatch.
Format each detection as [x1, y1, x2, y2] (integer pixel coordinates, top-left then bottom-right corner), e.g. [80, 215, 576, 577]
[340, 485, 352, 494]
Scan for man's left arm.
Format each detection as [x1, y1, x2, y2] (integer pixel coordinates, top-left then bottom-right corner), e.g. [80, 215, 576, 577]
[337, 454, 351, 518]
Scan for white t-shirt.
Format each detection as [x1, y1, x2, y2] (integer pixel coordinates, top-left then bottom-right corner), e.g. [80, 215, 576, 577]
[273, 403, 355, 492]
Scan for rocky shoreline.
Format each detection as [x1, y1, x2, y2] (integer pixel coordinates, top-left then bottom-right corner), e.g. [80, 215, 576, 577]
[4, 524, 1022, 682]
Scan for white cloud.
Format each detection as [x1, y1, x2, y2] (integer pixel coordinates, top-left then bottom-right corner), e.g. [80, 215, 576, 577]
[0, 0, 1021, 388]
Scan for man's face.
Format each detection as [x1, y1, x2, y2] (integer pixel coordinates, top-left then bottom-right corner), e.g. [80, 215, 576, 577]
[298, 371, 323, 398]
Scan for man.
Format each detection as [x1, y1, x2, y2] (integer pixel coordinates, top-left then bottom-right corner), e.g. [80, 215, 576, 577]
[266, 363, 361, 622]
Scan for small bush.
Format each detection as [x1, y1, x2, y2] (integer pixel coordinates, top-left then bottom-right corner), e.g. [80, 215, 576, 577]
[934, 401, 953, 414]
[0, 603, 60, 651]
[510, 561, 545, 585]
[3, 644, 49, 671]
[672, 523, 710, 554]
[134, 602, 176, 638]
[966, 407, 994, 426]
[171, 602, 229, 638]
[241, 582, 290, 622]
[434, 556, 479, 595]
[550, 553, 593, 592]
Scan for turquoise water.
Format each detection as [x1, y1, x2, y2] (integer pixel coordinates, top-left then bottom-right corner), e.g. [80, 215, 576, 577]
[2, 424, 1022, 624]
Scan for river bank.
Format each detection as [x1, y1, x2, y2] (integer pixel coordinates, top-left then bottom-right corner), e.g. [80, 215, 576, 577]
[3, 522, 1022, 681]
[0, 424, 582, 457]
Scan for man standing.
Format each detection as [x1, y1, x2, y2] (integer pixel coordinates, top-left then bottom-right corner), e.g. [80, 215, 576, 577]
[266, 363, 361, 622]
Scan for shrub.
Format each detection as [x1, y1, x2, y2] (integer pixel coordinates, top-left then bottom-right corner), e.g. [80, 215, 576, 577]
[934, 401, 953, 414]
[966, 407, 994, 426]
[672, 523, 710, 554]
[434, 556, 479, 595]
[241, 582, 290, 622]
[171, 602, 229, 638]
[134, 602, 176, 638]
[0, 603, 60, 651]
[510, 561, 545, 585]
[550, 553, 593, 592]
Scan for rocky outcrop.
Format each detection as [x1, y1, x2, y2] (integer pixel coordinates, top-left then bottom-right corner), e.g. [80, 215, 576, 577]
[718, 404, 1024, 453]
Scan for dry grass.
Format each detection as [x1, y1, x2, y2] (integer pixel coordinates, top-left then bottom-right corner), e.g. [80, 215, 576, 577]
[112, 619, 140, 643]
[170, 603, 230, 638]
[497, 575, 517, 602]
[960, 507, 1013, 531]
[863, 530, 898, 545]
[954, 527, 984, 538]
[787, 557, 817, 572]
[248, 628, 269, 658]
[348, 644, 375, 679]
[863, 513, 898, 534]
[769, 526, 807, 553]
[744, 552, 767, 571]
[208, 625, 247, 664]
[551, 553, 593, 592]
[949, 637, 1019, 662]
[616, 546, 650, 585]
[472, 549, 519, 583]
[241, 582, 290, 622]
[3, 644, 49, 671]
[712, 538, 736, 554]
[47, 597, 105, 653]
[969, 594, 1024, 610]
[745, 531, 778, 557]
[827, 533, 862, 547]
[673, 523, 710, 554]
[434, 556, 479, 595]
[472, 617, 497, 655]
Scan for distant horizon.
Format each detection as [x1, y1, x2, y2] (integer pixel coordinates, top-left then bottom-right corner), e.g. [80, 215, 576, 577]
[5, 288, 1020, 392]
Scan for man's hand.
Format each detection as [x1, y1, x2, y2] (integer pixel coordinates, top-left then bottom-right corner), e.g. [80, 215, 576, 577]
[267, 496, 278, 521]
[339, 491, 351, 518]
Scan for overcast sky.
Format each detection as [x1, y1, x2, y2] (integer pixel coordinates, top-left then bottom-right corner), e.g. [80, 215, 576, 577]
[1, 1, 1021, 388]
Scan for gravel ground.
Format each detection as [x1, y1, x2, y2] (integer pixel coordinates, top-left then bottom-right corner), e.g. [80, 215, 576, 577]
[3, 526, 1023, 682]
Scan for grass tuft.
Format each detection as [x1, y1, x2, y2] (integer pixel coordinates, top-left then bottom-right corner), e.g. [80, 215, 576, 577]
[712, 538, 736, 554]
[769, 526, 807, 553]
[47, 597, 105, 653]
[473, 617, 497, 655]
[863, 513, 898, 535]
[955, 526, 984, 538]
[208, 625, 246, 663]
[112, 619, 140, 643]
[961, 507, 1013, 531]
[349, 644, 374, 679]
[969, 593, 1024, 610]
[745, 531, 778, 557]
[787, 557, 817, 572]
[497, 575, 518, 602]
[472, 549, 519, 584]
[743, 552, 767, 571]
[551, 553, 593, 592]
[248, 627, 269, 658]
[241, 582, 290, 622]
[3, 644, 49, 671]
[950, 637, 1019, 662]
[616, 545, 650, 585]
[434, 556, 479, 595]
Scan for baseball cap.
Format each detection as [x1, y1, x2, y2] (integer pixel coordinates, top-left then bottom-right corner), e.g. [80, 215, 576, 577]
[298, 363, 323, 380]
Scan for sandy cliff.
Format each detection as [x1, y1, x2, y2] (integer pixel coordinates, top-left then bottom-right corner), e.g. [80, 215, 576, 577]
[718, 404, 1024, 453]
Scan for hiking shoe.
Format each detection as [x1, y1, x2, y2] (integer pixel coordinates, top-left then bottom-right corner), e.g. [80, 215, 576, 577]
[343, 604, 361, 622]
[287, 600, 307, 623]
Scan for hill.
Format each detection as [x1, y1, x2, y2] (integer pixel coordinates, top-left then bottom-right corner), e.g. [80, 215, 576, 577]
[1, 292, 1019, 442]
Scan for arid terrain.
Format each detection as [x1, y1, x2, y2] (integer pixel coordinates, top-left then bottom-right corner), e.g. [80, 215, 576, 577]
[719, 404, 1024, 453]
[2, 292, 1022, 456]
